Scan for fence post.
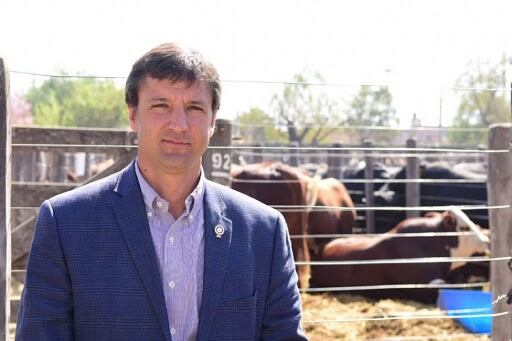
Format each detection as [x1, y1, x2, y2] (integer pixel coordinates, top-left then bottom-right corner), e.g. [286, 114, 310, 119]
[0, 58, 12, 340]
[203, 119, 232, 186]
[56, 153, 67, 182]
[363, 140, 375, 233]
[252, 143, 263, 164]
[328, 143, 343, 179]
[406, 138, 420, 218]
[488, 123, 512, 340]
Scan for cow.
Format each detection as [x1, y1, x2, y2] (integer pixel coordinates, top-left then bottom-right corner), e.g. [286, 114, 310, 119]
[310, 208, 490, 303]
[231, 161, 357, 287]
[231, 161, 311, 288]
[307, 177, 357, 254]
[296, 162, 356, 246]
[344, 160, 488, 233]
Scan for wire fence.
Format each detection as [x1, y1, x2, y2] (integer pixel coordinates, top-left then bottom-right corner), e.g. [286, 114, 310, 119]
[8, 121, 511, 339]
[10, 69, 512, 92]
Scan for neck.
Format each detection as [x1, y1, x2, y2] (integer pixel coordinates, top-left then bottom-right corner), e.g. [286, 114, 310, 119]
[137, 160, 201, 218]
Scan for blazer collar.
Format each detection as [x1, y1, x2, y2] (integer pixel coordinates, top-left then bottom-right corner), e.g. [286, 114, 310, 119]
[196, 180, 233, 341]
[112, 160, 171, 340]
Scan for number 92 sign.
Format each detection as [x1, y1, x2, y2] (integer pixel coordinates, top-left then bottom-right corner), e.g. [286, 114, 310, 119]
[203, 150, 231, 185]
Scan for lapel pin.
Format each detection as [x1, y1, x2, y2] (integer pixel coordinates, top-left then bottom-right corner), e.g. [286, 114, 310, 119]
[214, 225, 225, 239]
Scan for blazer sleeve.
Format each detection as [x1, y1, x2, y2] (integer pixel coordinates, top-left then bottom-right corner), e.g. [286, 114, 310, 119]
[260, 213, 308, 340]
[16, 200, 74, 341]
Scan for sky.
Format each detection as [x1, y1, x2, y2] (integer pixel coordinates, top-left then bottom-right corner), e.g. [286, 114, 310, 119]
[1, 0, 511, 127]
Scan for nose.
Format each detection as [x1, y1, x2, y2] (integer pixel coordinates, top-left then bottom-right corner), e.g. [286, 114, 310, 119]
[168, 106, 188, 132]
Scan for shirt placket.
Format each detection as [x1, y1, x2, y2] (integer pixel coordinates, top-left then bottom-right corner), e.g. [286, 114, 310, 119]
[165, 214, 189, 340]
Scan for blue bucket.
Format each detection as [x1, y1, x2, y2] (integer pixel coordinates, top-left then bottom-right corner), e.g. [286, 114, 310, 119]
[437, 289, 492, 334]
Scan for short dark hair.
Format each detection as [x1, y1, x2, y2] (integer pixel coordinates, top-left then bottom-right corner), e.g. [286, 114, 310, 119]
[125, 43, 221, 113]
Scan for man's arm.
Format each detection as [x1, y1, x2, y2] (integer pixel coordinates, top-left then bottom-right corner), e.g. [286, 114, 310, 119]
[16, 200, 74, 340]
[261, 213, 308, 340]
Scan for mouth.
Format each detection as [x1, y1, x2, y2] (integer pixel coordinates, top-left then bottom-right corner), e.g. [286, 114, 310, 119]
[162, 138, 191, 146]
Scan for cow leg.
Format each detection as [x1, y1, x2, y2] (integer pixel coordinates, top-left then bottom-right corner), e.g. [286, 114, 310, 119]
[293, 238, 311, 289]
[286, 211, 311, 289]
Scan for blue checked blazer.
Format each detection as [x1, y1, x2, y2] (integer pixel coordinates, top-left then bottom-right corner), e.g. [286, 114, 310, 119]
[16, 160, 307, 341]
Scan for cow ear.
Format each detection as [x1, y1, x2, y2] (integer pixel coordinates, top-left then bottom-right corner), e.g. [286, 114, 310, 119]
[442, 211, 457, 230]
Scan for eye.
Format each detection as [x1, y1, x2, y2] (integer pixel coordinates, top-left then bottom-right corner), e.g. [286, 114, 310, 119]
[188, 105, 205, 113]
[151, 103, 168, 108]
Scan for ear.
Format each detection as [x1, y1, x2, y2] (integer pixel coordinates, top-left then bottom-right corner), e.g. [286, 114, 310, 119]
[209, 112, 217, 137]
[442, 211, 457, 230]
[128, 106, 138, 131]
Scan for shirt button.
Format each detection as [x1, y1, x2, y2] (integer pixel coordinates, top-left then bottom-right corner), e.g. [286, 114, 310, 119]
[170, 328, 176, 335]
[168, 280, 176, 289]
[147, 211, 153, 217]
[169, 236, 175, 244]
[156, 200, 163, 208]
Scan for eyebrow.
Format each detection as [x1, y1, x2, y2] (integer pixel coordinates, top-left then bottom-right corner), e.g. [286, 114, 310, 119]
[149, 98, 168, 102]
[188, 100, 208, 106]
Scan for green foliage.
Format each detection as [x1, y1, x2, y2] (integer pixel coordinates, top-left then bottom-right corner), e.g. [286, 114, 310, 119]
[271, 73, 343, 145]
[234, 107, 287, 144]
[344, 85, 398, 144]
[449, 55, 511, 146]
[26, 76, 128, 128]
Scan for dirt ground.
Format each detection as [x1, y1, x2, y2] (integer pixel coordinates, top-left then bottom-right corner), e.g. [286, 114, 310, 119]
[10, 281, 491, 340]
[301, 293, 490, 341]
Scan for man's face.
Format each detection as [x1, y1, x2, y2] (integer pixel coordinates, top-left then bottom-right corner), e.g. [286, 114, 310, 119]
[129, 76, 216, 176]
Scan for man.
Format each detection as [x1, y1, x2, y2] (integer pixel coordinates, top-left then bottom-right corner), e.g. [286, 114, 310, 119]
[16, 43, 307, 341]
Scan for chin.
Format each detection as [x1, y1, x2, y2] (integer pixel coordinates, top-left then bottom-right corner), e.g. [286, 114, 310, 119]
[159, 157, 198, 174]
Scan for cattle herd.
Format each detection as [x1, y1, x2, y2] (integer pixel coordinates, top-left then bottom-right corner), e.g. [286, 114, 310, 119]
[230, 161, 490, 303]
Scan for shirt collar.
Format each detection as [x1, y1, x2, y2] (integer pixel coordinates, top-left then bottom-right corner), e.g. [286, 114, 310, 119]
[135, 159, 206, 219]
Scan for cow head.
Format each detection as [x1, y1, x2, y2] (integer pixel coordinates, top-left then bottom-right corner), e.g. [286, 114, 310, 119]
[446, 207, 490, 270]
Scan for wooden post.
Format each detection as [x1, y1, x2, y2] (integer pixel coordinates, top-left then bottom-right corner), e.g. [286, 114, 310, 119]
[17, 151, 37, 182]
[488, 123, 512, 340]
[0, 58, 12, 340]
[203, 119, 232, 186]
[363, 140, 375, 233]
[406, 138, 420, 218]
[252, 144, 263, 164]
[36, 152, 47, 181]
[327, 143, 342, 179]
[54, 152, 67, 182]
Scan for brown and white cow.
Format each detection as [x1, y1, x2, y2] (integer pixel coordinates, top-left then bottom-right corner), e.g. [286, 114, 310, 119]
[310, 209, 489, 302]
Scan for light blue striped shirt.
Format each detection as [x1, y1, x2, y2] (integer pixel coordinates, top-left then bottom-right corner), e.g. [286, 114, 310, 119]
[135, 161, 205, 341]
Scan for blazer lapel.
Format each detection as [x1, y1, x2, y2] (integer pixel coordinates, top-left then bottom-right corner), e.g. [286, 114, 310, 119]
[196, 181, 233, 341]
[112, 161, 171, 340]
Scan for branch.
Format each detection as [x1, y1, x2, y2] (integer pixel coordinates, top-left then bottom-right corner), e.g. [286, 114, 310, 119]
[297, 126, 311, 143]
[314, 127, 337, 144]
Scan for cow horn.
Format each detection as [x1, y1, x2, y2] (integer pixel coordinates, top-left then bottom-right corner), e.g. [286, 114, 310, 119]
[449, 206, 490, 244]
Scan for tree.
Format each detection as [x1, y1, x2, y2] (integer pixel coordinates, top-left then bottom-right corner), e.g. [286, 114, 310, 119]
[271, 73, 343, 145]
[344, 85, 398, 144]
[26, 76, 128, 128]
[233, 107, 286, 144]
[11, 93, 33, 125]
[449, 55, 511, 146]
